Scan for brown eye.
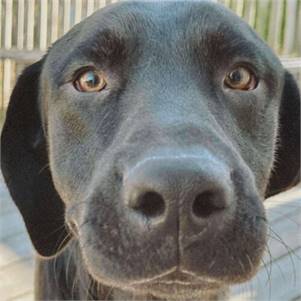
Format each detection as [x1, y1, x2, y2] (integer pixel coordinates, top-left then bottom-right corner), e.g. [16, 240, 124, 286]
[74, 70, 106, 92]
[224, 67, 257, 90]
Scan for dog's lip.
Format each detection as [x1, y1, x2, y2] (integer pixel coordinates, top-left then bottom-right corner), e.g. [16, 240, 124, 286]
[131, 269, 220, 286]
[152, 270, 211, 284]
[129, 270, 223, 295]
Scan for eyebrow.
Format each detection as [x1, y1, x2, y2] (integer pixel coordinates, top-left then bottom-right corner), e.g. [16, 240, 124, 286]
[82, 29, 126, 61]
[59, 29, 126, 77]
[199, 25, 270, 66]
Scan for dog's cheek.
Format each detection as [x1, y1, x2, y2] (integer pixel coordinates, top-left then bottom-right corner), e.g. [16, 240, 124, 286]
[47, 109, 96, 204]
[246, 108, 279, 195]
[232, 102, 279, 196]
[232, 174, 268, 280]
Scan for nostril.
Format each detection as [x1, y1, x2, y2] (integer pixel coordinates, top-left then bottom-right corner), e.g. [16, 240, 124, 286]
[192, 191, 225, 218]
[133, 191, 165, 218]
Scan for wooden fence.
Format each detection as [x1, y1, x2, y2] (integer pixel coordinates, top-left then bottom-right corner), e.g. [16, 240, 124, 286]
[0, 0, 301, 113]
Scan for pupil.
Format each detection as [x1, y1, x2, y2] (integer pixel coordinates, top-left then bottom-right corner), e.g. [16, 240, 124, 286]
[86, 72, 99, 87]
[230, 70, 242, 83]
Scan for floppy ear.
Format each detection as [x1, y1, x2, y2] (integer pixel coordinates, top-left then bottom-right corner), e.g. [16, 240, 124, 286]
[1, 59, 70, 257]
[266, 71, 300, 198]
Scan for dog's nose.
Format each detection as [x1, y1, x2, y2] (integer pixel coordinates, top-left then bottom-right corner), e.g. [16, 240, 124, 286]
[123, 155, 234, 224]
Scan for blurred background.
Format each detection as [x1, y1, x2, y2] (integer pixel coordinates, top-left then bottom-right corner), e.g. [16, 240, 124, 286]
[0, 1, 300, 301]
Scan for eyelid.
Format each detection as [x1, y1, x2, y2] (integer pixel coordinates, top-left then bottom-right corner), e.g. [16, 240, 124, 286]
[71, 66, 97, 82]
[230, 62, 258, 76]
[59, 64, 98, 86]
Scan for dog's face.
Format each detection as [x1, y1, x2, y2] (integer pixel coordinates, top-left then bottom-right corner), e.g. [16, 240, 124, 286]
[1, 1, 300, 299]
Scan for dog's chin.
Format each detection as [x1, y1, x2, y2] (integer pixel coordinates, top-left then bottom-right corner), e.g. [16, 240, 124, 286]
[82, 253, 227, 300]
[87, 270, 225, 300]
[127, 281, 226, 300]
[80, 236, 264, 300]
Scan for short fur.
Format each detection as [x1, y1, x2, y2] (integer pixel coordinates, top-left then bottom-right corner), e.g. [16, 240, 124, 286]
[1, 1, 300, 300]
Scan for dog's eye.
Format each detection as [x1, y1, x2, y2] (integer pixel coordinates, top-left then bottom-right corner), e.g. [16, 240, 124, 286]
[224, 67, 257, 90]
[74, 70, 106, 92]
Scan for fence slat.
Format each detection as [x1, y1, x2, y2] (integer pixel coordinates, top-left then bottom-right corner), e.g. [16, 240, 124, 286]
[75, 0, 83, 24]
[255, 0, 270, 41]
[26, 0, 35, 50]
[267, 0, 283, 53]
[39, 0, 48, 51]
[17, 0, 25, 49]
[283, 0, 298, 55]
[5, 0, 13, 49]
[235, 0, 244, 17]
[3, 0, 13, 111]
[296, 0, 301, 55]
[3, 59, 12, 108]
[224, 0, 231, 7]
[0, 1, 2, 48]
[0, 60, 3, 109]
[243, 0, 256, 27]
[63, 0, 71, 34]
[98, 0, 106, 9]
[87, 0, 95, 16]
[51, 0, 59, 44]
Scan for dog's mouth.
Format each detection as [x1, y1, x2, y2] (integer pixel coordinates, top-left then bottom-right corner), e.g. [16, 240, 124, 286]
[128, 269, 223, 297]
[131, 269, 218, 284]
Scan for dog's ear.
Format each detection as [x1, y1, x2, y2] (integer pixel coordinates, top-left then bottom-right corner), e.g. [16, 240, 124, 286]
[1, 59, 70, 257]
[266, 71, 300, 198]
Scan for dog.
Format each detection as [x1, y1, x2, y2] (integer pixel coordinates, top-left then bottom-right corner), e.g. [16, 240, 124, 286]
[1, 1, 300, 300]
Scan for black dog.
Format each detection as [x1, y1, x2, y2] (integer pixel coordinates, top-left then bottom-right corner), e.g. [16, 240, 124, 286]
[1, 1, 300, 300]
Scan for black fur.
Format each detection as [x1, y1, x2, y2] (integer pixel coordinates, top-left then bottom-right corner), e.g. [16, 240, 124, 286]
[1, 60, 70, 256]
[1, 2, 300, 300]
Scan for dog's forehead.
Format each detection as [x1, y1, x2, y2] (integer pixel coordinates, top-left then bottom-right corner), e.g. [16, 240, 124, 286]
[44, 0, 281, 83]
[48, 1, 253, 57]
[82, 1, 251, 43]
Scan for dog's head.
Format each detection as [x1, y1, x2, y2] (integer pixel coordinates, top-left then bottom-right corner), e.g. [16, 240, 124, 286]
[1, 1, 300, 299]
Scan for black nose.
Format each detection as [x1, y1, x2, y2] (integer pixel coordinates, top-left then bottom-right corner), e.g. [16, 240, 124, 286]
[123, 154, 234, 225]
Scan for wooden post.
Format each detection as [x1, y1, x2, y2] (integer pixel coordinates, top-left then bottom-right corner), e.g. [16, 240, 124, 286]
[40, 0, 48, 51]
[17, 0, 25, 49]
[4, 0, 13, 108]
[283, 0, 298, 56]
[27, 0, 35, 50]
[51, 0, 59, 44]
[75, 0, 83, 24]
[63, 0, 71, 34]
[268, 0, 284, 53]
[98, 0, 106, 9]
[255, 0, 270, 41]
[0, 0, 2, 49]
[5, 0, 13, 50]
[0, 1, 2, 109]
[0, 61, 3, 111]
[87, 0, 95, 16]
[296, 0, 301, 56]
[243, 0, 257, 28]
[235, 0, 244, 17]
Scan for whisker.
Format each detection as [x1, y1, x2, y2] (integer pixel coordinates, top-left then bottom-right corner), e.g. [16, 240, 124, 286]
[267, 226, 300, 265]
[260, 257, 272, 301]
[38, 162, 50, 174]
[263, 243, 273, 286]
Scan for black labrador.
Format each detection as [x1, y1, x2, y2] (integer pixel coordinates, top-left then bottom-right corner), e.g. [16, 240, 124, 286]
[1, 1, 300, 300]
